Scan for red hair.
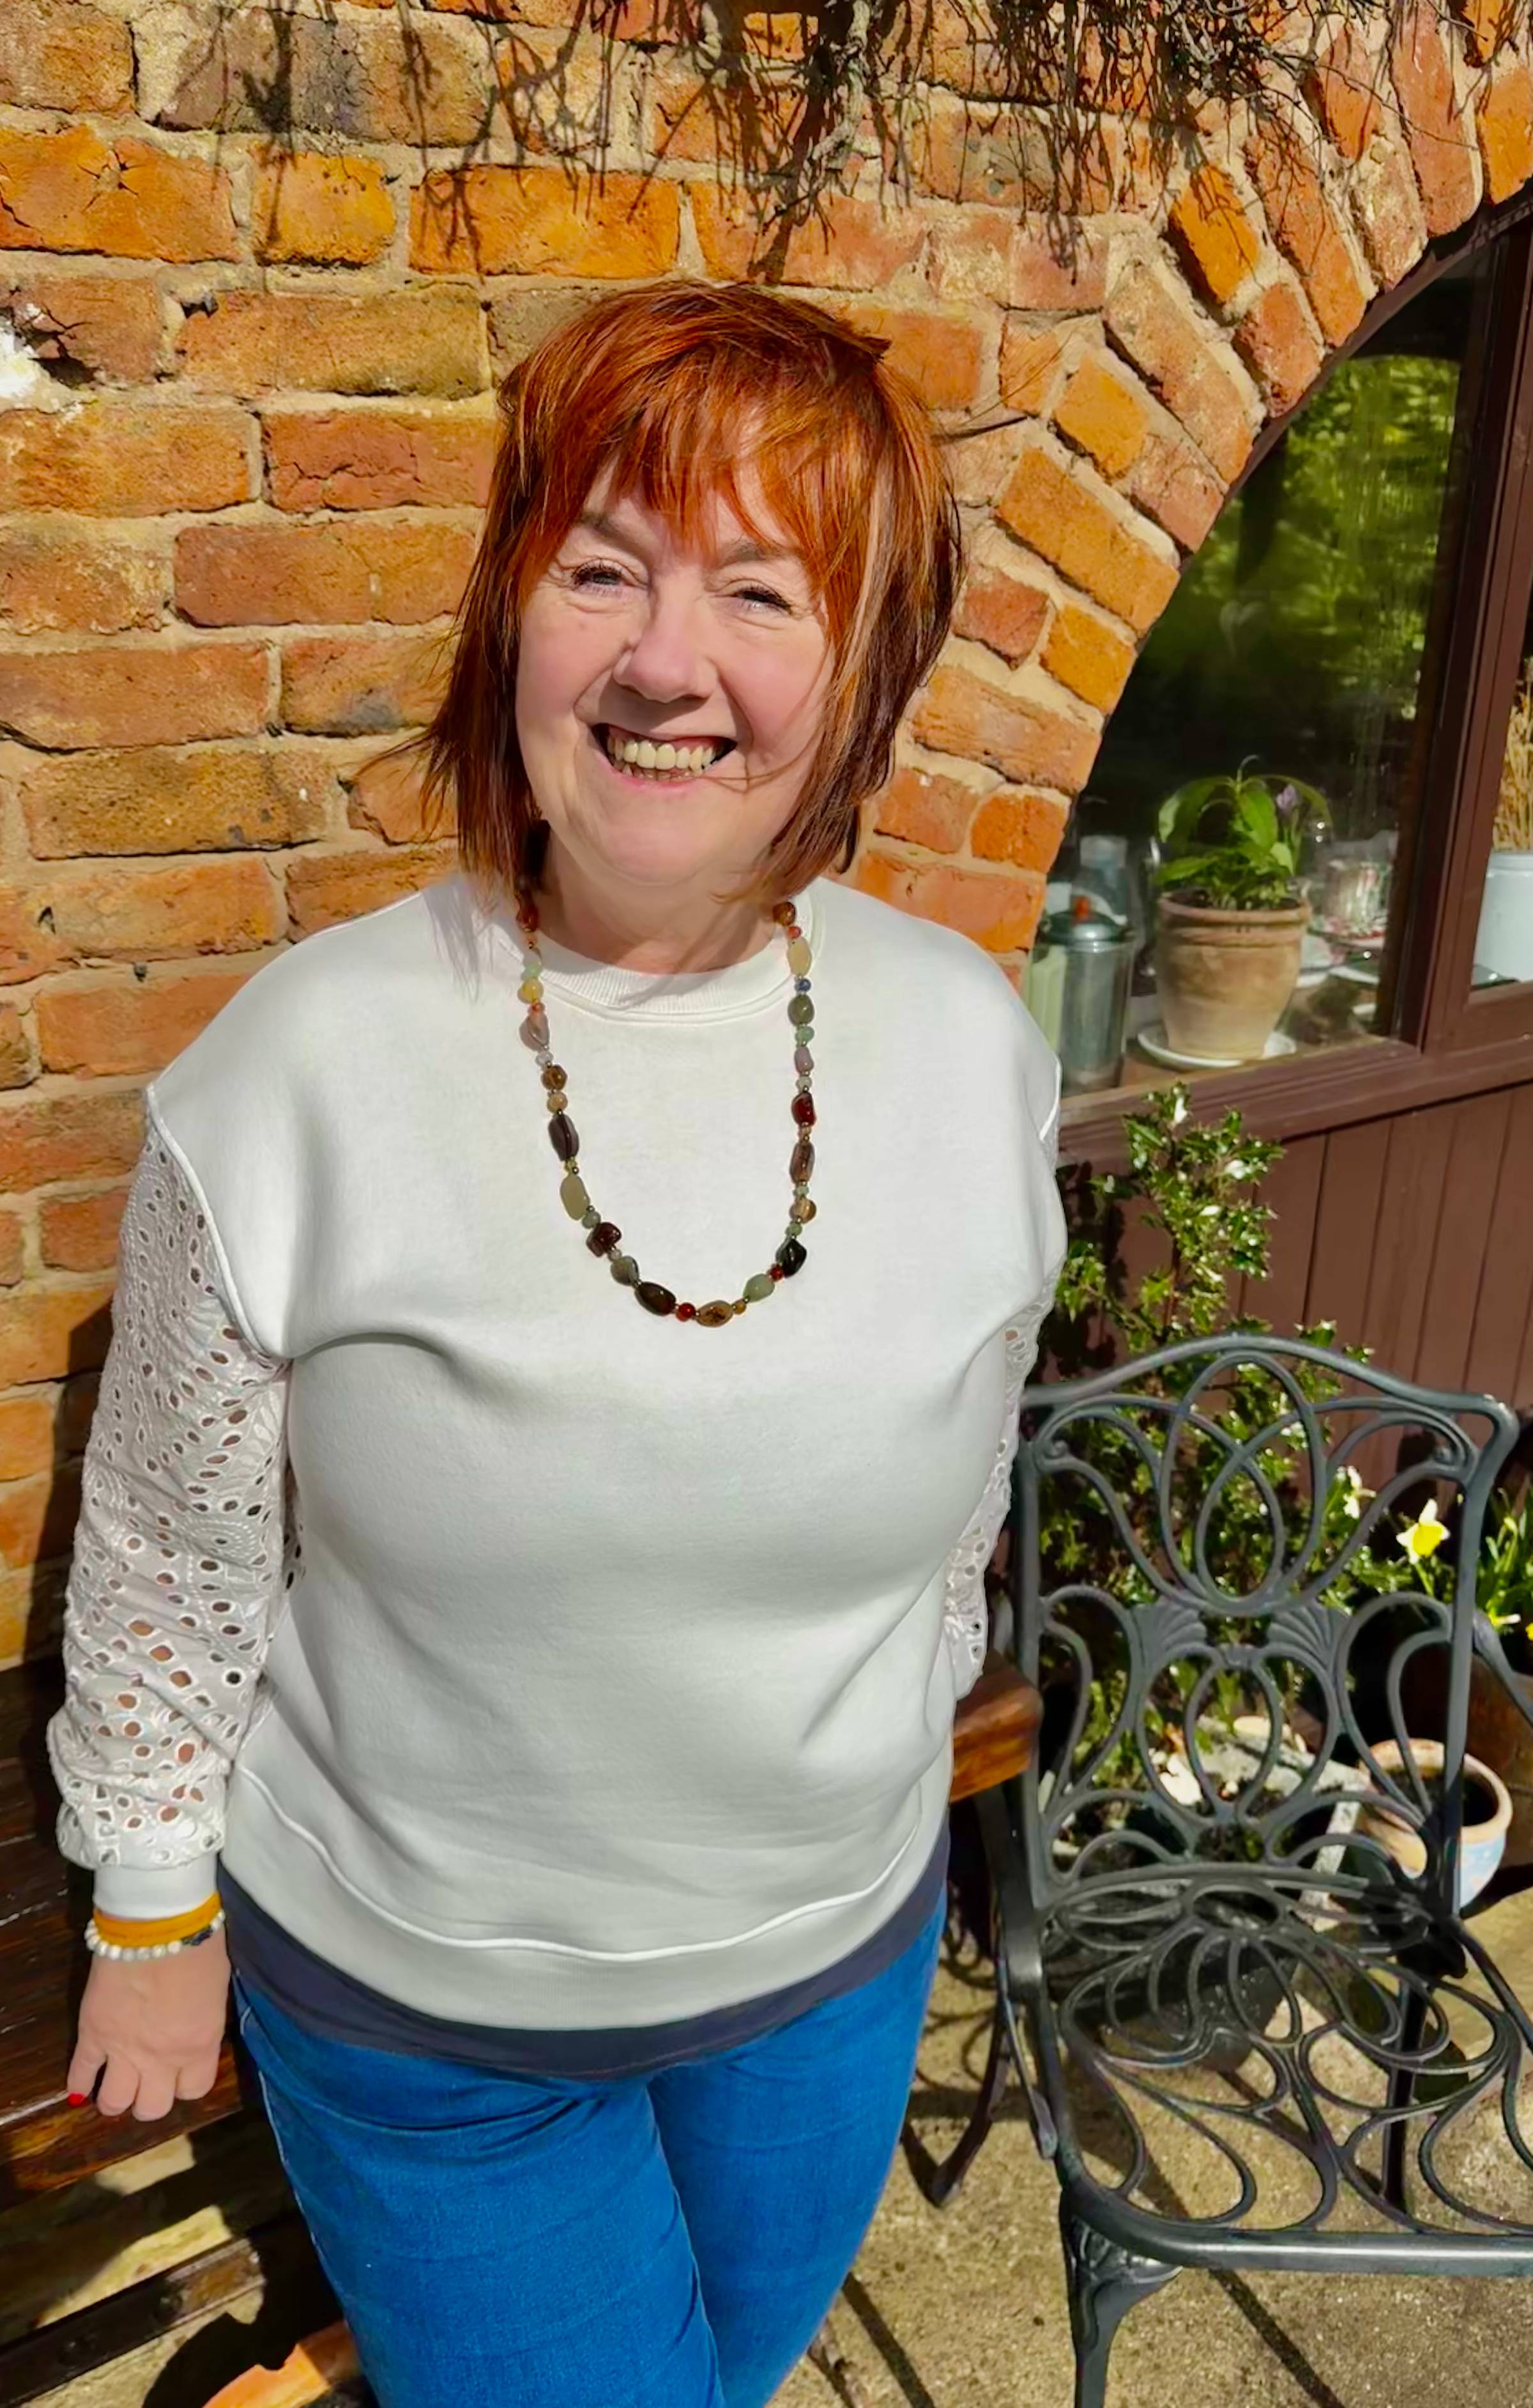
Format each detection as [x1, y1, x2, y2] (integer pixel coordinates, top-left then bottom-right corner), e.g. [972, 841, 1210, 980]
[390, 278, 964, 918]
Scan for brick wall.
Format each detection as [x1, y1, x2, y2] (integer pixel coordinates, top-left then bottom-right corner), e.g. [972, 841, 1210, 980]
[1, 0, 1530, 1665]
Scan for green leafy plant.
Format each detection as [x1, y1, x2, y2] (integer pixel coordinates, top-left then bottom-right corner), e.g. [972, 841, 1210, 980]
[1155, 759, 1329, 911]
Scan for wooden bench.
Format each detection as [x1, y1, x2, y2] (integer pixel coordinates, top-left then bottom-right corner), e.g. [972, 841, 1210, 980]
[0, 1647, 1039, 2407]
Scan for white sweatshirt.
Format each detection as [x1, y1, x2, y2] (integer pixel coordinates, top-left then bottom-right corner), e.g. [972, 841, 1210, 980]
[46, 867, 1065, 2029]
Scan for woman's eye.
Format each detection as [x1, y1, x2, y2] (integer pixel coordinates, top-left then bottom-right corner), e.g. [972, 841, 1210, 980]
[571, 563, 625, 590]
[568, 564, 791, 614]
[736, 586, 790, 613]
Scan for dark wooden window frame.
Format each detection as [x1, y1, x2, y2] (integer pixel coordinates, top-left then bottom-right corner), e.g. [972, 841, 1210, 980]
[1062, 185, 1533, 1164]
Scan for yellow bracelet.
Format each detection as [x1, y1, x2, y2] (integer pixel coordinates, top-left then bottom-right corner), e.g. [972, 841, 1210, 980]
[92, 1894, 223, 1947]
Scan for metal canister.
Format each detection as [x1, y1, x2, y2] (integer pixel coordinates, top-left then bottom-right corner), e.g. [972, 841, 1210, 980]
[1023, 894, 1136, 1094]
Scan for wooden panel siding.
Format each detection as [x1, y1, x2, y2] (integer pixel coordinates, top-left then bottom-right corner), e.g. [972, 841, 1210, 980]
[1223, 1079, 1533, 1409]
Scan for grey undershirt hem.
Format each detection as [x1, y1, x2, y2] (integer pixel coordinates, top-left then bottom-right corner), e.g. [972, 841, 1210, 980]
[220, 1815, 951, 2080]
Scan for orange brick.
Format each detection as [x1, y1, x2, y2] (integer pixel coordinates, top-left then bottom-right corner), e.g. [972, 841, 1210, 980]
[282, 632, 450, 735]
[1053, 353, 1149, 478]
[998, 323, 1067, 416]
[254, 150, 395, 267]
[178, 289, 487, 400]
[287, 846, 452, 933]
[1242, 129, 1369, 346]
[1235, 281, 1324, 415]
[0, 527, 164, 637]
[21, 745, 336, 858]
[820, 300, 984, 410]
[0, 3, 134, 114]
[951, 565, 1049, 666]
[0, 1088, 142, 1192]
[36, 969, 252, 1078]
[1168, 164, 1264, 309]
[1304, 23, 1389, 157]
[264, 409, 496, 512]
[0, 1006, 31, 1090]
[0, 1460, 81, 1569]
[691, 186, 924, 290]
[0, 404, 250, 516]
[412, 168, 678, 278]
[0, 1211, 21, 1286]
[158, 9, 491, 146]
[0, 1282, 115, 1386]
[969, 786, 1072, 873]
[1390, 4, 1481, 236]
[1042, 604, 1136, 712]
[26, 858, 284, 964]
[855, 851, 1047, 952]
[647, 63, 800, 166]
[0, 273, 163, 385]
[0, 894, 66, 989]
[911, 662, 1099, 790]
[1103, 264, 1255, 484]
[1477, 56, 1533, 202]
[0, 1559, 70, 1661]
[871, 766, 977, 855]
[346, 746, 456, 846]
[38, 1184, 127, 1272]
[1125, 431, 1226, 552]
[0, 1394, 56, 1481]
[1453, 0, 1522, 63]
[0, 642, 268, 751]
[0, 129, 238, 263]
[995, 445, 1179, 634]
[174, 521, 477, 629]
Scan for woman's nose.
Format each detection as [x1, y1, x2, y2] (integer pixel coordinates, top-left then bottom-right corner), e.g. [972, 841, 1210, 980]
[614, 581, 712, 702]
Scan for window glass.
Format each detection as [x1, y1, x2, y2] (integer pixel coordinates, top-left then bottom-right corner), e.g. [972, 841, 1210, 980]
[1470, 584, 1533, 993]
[1032, 251, 1494, 1100]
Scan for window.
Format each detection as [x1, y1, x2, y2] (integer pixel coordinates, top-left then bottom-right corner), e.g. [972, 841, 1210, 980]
[1031, 247, 1505, 1102]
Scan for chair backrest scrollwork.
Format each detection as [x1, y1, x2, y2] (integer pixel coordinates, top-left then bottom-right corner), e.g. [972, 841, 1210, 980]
[1012, 1336, 1520, 1913]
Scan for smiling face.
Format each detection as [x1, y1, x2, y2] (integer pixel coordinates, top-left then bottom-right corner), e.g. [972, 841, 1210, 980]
[513, 459, 834, 941]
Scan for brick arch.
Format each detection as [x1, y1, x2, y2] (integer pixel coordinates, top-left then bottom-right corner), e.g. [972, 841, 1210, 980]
[852, 2, 1533, 988]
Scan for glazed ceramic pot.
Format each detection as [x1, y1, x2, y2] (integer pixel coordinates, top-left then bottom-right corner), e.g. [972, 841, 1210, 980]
[1356, 1739, 1511, 1909]
[1155, 895, 1309, 1061]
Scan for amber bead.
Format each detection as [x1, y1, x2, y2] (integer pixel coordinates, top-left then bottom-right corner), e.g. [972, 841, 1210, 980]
[696, 1301, 735, 1327]
[586, 1221, 622, 1256]
[676, 1300, 697, 1320]
[636, 1281, 678, 1315]
[519, 1010, 550, 1050]
[775, 1238, 807, 1276]
[545, 1089, 568, 1113]
[789, 1137, 814, 1182]
[547, 1112, 579, 1162]
[772, 901, 797, 926]
[797, 1196, 816, 1222]
[540, 1064, 567, 1090]
[791, 1092, 816, 1128]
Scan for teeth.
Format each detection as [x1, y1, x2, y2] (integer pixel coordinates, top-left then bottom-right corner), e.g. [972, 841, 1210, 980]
[602, 729, 726, 777]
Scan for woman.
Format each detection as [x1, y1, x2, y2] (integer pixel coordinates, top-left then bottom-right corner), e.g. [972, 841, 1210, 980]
[47, 278, 1066, 2408]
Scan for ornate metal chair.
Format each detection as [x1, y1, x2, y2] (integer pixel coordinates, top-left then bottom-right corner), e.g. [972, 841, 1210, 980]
[937, 1334, 1533, 2408]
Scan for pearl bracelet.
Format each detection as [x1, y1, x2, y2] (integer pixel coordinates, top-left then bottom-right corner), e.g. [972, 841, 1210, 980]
[85, 1908, 225, 1962]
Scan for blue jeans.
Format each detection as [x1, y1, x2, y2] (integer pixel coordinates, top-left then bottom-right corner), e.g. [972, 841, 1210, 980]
[231, 1889, 946, 2408]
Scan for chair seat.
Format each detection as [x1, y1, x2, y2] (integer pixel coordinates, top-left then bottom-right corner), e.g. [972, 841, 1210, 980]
[1025, 1861, 1533, 2263]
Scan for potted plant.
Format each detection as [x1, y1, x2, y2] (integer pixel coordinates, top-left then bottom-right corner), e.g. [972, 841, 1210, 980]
[1463, 1481, 1533, 1862]
[1474, 673, 1533, 982]
[1154, 760, 1328, 1061]
[1355, 1738, 1512, 1909]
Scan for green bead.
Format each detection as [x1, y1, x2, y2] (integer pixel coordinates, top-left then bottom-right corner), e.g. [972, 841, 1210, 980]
[610, 1254, 639, 1285]
[560, 1171, 589, 1220]
[581, 1206, 600, 1229]
[744, 1272, 776, 1303]
[788, 994, 814, 1026]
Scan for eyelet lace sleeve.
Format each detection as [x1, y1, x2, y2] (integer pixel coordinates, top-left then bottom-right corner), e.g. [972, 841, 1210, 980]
[940, 1069, 1062, 1703]
[44, 1116, 294, 1923]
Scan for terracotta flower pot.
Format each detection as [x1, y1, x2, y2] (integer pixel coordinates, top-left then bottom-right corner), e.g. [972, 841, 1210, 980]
[1155, 894, 1309, 1062]
[1466, 1652, 1533, 1866]
[1356, 1739, 1511, 1909]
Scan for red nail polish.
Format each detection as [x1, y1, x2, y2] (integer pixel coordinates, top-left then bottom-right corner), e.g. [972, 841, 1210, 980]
[67, 2091, 88, 2106]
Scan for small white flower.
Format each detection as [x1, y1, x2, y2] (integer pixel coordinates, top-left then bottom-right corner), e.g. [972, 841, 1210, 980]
[1201, 1203, 1219, 1216]
[1171, 1094, 1189, 1127]
[1338, 1465, 1370, 1521]
[1225, 1158, 1249, 1180]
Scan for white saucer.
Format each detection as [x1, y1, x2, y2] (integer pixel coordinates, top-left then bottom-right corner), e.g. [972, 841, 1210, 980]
[1136, 1023, 1300, 1071]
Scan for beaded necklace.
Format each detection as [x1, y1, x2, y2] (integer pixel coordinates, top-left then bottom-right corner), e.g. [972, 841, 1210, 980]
[513, 892, 814, 1325]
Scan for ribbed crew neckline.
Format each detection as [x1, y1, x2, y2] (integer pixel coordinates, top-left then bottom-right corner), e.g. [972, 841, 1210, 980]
[479, 876, 825, 1024]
